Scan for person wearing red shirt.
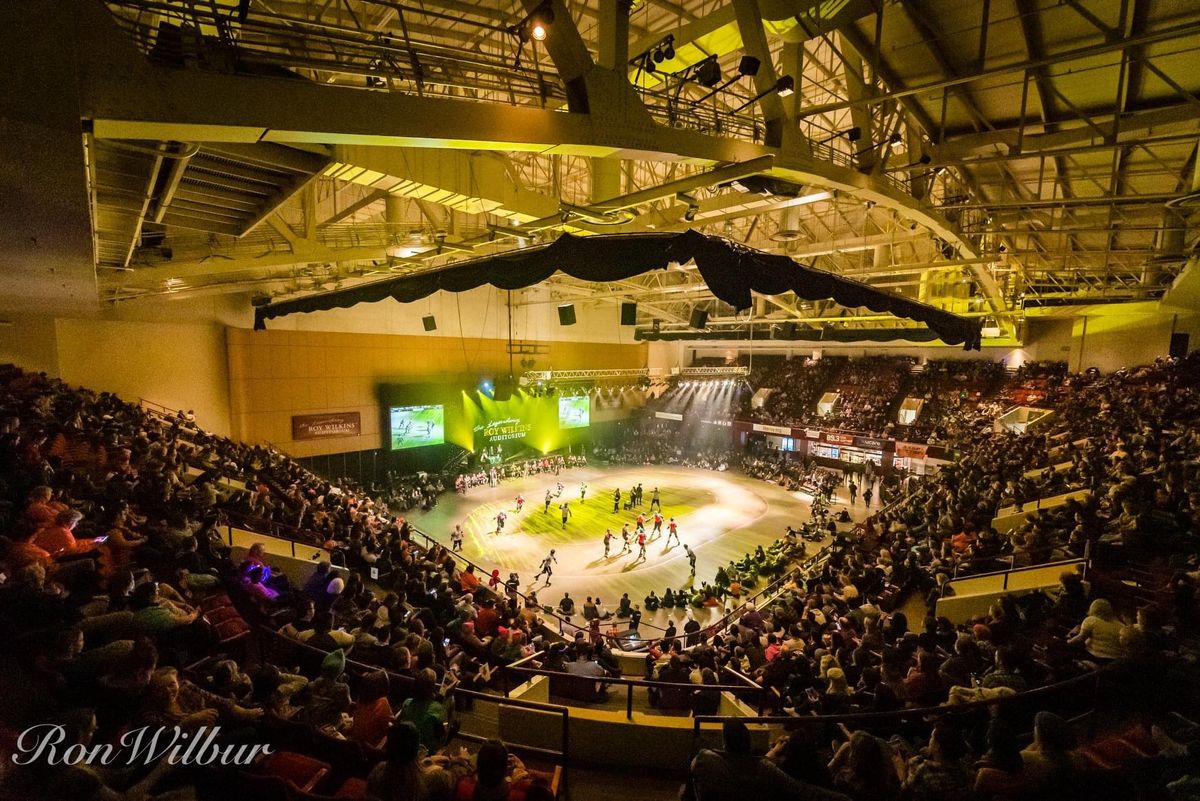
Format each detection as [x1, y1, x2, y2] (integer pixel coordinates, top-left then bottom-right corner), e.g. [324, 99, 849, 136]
[951, 526, 977, 554]
[764, 635, 782, 662]
[453, 740, 536, 801]
[474, 598, 500, 637]
[349, 671, 394, 747]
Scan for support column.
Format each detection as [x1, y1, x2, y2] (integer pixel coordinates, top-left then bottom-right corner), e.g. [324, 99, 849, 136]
[0, 0, 97, 313]
[597, 0, 633, 72]
[590, 159, 622, 203]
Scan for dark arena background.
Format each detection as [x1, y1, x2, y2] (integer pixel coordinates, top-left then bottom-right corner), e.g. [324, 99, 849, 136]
[5, 2, 1200, 800]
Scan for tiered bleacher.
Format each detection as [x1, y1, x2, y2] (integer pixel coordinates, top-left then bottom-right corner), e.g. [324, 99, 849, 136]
[3, 355, 1200, 801]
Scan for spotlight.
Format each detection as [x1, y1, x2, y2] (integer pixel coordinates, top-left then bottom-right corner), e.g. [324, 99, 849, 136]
[653, 48, 665, 63]
[527, 2, 553, 41]
[731, 74, 795, 113]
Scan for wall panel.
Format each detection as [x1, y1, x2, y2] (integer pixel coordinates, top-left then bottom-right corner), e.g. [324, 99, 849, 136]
[227, 327, 647, 457]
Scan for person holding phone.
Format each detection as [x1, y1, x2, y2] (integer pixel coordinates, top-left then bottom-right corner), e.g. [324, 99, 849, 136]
[34, 509, 102, 558]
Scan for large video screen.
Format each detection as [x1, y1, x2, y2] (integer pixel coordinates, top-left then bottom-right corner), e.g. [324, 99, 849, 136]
[558, 395, 590, 429]
[389, 405, 445, 450]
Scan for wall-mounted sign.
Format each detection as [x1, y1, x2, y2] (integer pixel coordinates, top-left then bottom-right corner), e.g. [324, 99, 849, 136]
[292, 412, 361, 440]
[753, 423, 793, 436]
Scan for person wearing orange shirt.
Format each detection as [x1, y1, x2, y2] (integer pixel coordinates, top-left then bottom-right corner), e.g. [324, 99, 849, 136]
[24, 486, 67, 530]
[459, 564, 481, 593]
[4, 531, 55, 573]
[98, 504, 147, 577]
[34, 509, 101, 558]
[6, 528, 96, 586]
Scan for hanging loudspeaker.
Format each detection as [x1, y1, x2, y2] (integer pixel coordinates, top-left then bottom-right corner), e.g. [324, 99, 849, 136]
[689, 308, 708, 329]
[1170, 333, 1190, 359]
[557, 304, 577, 326]
[620, 302, 637, 326]
[782, 322, 798, 338]
[422, 315, 437, 332]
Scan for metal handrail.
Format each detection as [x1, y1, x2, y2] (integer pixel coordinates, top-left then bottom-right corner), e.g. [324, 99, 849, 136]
[687, 665, 1112, 769]
[995, 486, 1092, 518]
[258, 626, 570, 793]
[499, 662, 772, 720]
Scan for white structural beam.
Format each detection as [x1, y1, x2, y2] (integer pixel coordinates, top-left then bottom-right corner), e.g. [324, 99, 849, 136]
[74, 0, 974, 270]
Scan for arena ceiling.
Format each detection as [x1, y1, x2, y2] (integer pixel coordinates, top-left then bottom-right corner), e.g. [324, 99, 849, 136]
[77, 0, 1200, 339]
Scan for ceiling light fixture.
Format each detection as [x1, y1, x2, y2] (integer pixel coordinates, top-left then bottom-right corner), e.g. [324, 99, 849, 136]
[528, 1, 554, 40]
[508, 1, 554, 64]
[731, 75, 796, 113]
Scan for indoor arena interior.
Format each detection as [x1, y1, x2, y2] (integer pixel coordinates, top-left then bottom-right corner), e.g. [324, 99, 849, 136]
[5, 1, 1200, 799]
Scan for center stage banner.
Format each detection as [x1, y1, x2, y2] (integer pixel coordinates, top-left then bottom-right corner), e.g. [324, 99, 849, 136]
[476, 417, 534, 443]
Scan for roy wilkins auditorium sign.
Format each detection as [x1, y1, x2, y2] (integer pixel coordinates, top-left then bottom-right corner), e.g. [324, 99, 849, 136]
[292, 412, 361, 440]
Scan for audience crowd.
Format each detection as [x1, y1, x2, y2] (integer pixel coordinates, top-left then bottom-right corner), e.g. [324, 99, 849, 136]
[3, 352, 1200, 801]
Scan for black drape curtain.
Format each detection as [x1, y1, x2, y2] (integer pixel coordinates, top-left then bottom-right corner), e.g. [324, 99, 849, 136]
[253, 231, 982, 350]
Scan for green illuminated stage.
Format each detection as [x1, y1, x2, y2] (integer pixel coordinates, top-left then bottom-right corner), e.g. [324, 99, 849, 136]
[467, 484, 715, 546]
[382, 382, 590, 459]
[451, 389, 567, 454]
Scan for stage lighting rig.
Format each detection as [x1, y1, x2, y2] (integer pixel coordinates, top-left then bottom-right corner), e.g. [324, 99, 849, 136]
[508, 1, 554, 66]
[730, 75, 795, 113]
[630, 34, 675, 75]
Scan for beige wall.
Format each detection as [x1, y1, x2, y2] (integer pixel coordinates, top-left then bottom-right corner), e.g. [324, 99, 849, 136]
[655, 307, 1200, 375]
[0, 316, 60, 376]
[55, 319, 232, 435]
[1023, 311, 1200, 373]
[227, 327, 647, 457]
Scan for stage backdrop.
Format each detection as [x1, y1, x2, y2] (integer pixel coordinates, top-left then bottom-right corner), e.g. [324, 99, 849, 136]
[379, 383, 590, 467]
